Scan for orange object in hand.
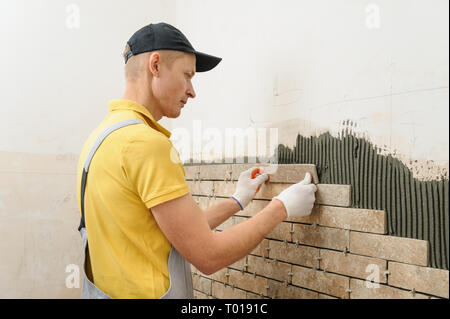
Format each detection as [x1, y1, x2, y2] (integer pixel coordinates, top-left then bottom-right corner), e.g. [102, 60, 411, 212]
[251, 168, 270, 194]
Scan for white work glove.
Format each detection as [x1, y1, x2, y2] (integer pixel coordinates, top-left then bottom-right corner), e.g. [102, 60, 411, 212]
[231, 167, 269, 210]
[273, 173, 317, 218]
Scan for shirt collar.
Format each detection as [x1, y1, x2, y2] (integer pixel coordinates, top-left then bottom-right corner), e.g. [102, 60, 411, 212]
[108, 99, 171, 138]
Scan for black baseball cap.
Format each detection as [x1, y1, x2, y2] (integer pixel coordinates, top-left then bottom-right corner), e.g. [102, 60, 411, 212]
[125, 22, 222, 72]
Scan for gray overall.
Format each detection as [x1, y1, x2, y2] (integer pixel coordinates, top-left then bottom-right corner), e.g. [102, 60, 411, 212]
[78, 118, 194, 299]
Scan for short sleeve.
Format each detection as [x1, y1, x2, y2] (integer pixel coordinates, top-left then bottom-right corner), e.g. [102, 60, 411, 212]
[121, 133, 190, 209]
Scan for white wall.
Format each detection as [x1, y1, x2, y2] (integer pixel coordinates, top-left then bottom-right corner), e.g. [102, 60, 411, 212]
[169, 0, 449, 178]
[0, 0, 175, 155]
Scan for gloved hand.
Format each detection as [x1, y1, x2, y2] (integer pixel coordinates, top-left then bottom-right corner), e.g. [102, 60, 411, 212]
[273, 173, 317, 218]
[231, 167, 269, 210]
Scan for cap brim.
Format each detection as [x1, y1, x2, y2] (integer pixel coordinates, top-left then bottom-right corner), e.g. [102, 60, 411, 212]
[194, 51, 222, 72]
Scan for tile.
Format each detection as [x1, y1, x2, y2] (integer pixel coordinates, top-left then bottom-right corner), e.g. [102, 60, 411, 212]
[349, 232, 429, 266]
[268, 279, 319, 299]
[228, 268, 268, 297]
[212, 181, 352, 207]
[247, 255, 292, 282]
[315, 184, 351, 207]
[268, 240, 320, 268]
[292, 224, 348, 251]
[318, 205, 386, 234]
[388, 261, 449, 298]
[320, 249, 387, 283]
[267, 222, 292, 242]
[349, 278, 429, 299]
[192, 275, 212, 295]
[210, 268, 229, 284]
[291, 265, 350, 298]
[212, 281, 246, 299]
[250, 239, 269, 258]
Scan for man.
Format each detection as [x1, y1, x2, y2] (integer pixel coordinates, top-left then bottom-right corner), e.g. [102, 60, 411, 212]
[76, 22, 317, 299]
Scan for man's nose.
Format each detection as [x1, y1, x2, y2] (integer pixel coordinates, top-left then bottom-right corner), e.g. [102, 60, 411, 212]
[187, 83, 196, 99]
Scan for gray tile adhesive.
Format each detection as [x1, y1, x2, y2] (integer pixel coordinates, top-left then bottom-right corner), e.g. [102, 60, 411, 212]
[276, 131, 449, 270]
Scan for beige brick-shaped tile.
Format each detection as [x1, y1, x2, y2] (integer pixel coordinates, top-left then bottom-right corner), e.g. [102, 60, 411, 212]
[228, 163, 252, 181]
[247, 255, 292, 282]
[192, 275, 212, 296]
[318, 206, 386, 234]
[230, 164, 274, 182]
[292, 224, 348, 251]
[267, 222, 292, 242]
[237, 199, 271, 218]
[212, 180, 237, 197]
[320, 249, 387, 283]
[315, 184, 351, 207]
[233, 216, 248, 225]
[199, 164, 233, 180]
[349, 232, 429, 266]
[388, 262, 449, 298]
[291, 265, 350, 298]
[193, 289, 212, 299]
[187, 180, 214, 196]
[268, 279, 319, 299]
[215, 216, 235, 231]
[212, 281, 247, 299]
[292, 205, 384, 239]
[287, 205, 320, 224]
[349, 278, 429, 299]
[191, 264, 199, 276]
[209, 180, 301, 202]
[229, 256, 247, 271]
[268, 240, 320, 268]
[231, 164, 319, 184]
[228, 268, 268, 296]
[255, 182, 290, 199]
[210, 267, 229, 284]
[212, 181, 351, 207]
[250, 239, 269, 258]
[184, 165, 200, 180]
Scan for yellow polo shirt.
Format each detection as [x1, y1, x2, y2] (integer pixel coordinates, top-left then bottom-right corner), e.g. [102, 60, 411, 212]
[76, 99, 190, 299]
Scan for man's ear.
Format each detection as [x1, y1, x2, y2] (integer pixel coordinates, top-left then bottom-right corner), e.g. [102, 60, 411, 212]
[149, 52, 160, 77]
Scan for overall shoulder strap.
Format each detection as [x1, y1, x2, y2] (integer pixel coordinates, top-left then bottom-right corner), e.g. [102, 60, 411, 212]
[78, 119, 144, 231]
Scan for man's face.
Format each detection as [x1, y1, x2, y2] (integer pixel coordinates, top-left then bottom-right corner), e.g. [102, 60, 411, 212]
[152, 52, 196, 118]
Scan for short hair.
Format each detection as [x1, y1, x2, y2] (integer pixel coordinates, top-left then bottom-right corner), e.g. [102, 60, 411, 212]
[122, 44, 186, 81]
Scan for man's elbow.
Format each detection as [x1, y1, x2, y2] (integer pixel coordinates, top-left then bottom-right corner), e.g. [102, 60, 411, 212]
[192, 245, 222, 275]
[194, 260, 223, 276]
[196, 264, 214, 276]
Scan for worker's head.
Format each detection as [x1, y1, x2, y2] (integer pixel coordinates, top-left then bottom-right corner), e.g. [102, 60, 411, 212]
[123, 45, 196, 119]
[122, 22, 222, 120]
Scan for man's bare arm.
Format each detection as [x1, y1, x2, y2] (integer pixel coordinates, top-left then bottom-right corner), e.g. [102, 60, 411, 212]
[151, 192, 286, 275]
[202, 197, 241, 230]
